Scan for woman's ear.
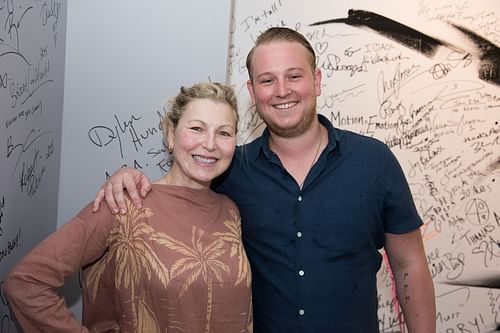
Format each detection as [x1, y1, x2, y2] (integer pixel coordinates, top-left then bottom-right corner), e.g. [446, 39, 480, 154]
[167, 125, 175, 152]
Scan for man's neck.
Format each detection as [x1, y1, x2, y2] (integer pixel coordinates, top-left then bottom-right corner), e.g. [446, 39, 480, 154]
[269, 120, 323, 157]
[268, 120, 326, 187]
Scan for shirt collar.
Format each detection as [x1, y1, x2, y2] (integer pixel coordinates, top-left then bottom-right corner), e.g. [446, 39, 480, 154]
[247, 114, 341, 160]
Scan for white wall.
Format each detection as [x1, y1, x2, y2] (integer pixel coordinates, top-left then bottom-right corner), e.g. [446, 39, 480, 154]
[59, 0, 232, 226]
[229, 1, 500, 332]
[58, 0, 232, 320]
[0, 1, 67, 330]
[3, 0, 498, 331]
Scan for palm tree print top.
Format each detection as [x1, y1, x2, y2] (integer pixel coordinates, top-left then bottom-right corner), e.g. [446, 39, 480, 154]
[83, 184, 252, 333]
[5, 184, 252, 333]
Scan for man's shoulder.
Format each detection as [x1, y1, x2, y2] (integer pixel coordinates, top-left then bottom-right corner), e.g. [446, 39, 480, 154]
[234, 136, 262, 160]
[238, 134, 262, 148]
[335, 127, 389, 151]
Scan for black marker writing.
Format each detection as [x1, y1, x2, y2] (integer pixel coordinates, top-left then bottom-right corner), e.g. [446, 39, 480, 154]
[40, 0, 62, 29]
[88, 114, 162, 159]
[0, 228, 21, 263]
[0, 197, 4, 236]
[19, 148, 46, 198]
[471, 236, 500, 268]
[6, 129, 51, 177]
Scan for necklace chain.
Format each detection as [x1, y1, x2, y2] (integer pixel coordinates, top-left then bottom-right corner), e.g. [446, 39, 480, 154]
[300, 128, 323, 189]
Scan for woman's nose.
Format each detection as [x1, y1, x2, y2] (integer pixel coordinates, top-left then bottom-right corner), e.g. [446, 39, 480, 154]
[201, 132, 216, 151]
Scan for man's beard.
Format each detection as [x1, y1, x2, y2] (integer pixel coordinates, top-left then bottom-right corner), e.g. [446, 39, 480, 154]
[258, 103, 317, 138]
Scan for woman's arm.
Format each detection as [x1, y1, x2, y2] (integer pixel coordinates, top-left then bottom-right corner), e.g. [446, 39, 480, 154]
[4, 204, 112, 333]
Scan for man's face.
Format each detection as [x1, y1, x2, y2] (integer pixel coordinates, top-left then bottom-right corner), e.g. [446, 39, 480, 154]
[247, 41, 322, 138]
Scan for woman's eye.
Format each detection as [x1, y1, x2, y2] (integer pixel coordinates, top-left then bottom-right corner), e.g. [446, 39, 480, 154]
[219, 130, 233, 137]
[190, 126, 202, 132]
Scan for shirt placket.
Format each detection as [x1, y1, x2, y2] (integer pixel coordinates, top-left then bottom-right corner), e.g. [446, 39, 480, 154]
[295, 190, 307, 327]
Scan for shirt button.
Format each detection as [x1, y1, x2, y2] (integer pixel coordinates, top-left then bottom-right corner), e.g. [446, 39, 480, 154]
[298, 270, 305, 276]
[298, 196, 302, 202]
[299, 309, 305, 316]
[296, 231, 302, 238]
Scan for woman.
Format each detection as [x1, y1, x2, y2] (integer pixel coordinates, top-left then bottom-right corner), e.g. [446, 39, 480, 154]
[5, 82, 252, 333]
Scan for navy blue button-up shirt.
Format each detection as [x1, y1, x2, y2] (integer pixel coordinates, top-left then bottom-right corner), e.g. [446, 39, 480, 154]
[215, 115, 422, 332]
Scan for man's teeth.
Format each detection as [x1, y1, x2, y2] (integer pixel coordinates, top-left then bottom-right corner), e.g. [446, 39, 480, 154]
[194, 155, 217, 163]
[275, 102, 297, 109]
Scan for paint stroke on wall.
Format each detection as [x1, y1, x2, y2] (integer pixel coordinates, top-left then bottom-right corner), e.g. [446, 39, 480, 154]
[311, 9, 500, 86]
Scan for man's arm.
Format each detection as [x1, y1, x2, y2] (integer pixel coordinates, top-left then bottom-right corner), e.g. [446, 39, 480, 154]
[92, 167, 152, 214]
[385, 229, 436, 333]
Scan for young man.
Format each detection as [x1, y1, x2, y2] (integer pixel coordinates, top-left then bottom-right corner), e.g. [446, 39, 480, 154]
[94, 27, 436, 332]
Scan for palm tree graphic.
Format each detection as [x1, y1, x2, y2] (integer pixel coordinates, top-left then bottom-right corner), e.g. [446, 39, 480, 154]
[151, 225, 230, 333]
[214, 210, 251, 287]
[85, 199, 169, 332]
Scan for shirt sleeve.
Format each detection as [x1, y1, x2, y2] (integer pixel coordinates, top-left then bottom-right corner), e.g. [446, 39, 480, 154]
[381, 146, 423, 234]
[4, 203, 115, 333]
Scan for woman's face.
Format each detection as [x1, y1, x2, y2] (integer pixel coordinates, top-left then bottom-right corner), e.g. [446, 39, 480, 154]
[167, 99, 237, 189]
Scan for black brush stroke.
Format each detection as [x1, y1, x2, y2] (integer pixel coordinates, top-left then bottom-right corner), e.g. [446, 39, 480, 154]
[311, 9, 500, 86]
[487, 156, 500, 172]
[310, 9, 446, 57]
[441, 277, 500, 289]
[450, 23, 500, 86]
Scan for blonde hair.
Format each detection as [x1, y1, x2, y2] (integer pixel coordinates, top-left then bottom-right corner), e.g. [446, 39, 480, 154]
[162, 82, 239, 153]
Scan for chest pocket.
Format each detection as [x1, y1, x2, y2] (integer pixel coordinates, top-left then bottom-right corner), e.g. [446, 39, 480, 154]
[238, 192, 292, 245]
[314, 194, 382, 268]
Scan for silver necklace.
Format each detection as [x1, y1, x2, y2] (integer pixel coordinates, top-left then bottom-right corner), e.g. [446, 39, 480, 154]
[299, 128, 323, 189]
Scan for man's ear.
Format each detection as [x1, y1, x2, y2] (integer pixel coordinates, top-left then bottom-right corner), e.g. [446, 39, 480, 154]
[247, 79, 257, 105]
[314, 68, 322, 97]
